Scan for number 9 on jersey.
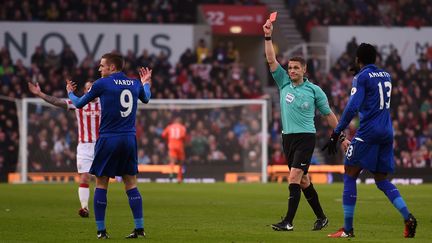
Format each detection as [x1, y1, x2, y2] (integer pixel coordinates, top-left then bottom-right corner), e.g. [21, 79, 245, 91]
[120, 89, 133, 117]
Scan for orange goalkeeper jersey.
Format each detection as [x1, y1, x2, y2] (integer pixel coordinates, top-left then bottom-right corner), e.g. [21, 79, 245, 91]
[162, 123, 186, 149]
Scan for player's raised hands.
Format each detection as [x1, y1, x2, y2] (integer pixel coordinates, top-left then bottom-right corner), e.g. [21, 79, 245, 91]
[263, 19, 273, 36]
[139, 67, 152, 85]
[66, 79, 77, 93]
[28, 81, 42, 96]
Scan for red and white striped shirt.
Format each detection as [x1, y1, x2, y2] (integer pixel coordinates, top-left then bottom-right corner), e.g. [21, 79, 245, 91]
[66, 99, 101, 143]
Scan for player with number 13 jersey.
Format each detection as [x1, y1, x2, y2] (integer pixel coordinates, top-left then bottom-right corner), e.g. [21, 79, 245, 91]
[336, 64, 393, 144]
[327, 43, 416, 239]
[335, 62, 394, 172]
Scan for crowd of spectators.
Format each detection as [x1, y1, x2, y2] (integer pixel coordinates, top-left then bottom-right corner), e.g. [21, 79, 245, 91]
[0, 98, 19, 181]
[2, 37, 432, 179]
[134, 105, 263, 171]
[1, 0, 261, 23]
[24, 97, 265, 174]
[287, 0, 432, 40]
[0, 38, 265, 177]
[1, 0, 432, 181]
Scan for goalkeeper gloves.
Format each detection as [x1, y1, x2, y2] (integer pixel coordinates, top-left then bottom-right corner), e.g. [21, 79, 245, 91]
[322, 131, 345, 155]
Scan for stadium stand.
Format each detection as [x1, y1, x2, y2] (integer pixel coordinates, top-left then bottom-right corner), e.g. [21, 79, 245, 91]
[287, 0, 432, 40]
[0, 41, 265, 175]
[1, 0, 432, 181]
[1, 0, 262, 23]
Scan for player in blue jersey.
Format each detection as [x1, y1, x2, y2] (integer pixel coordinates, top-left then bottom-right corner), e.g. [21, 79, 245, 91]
[67, 52, 151, 239]
[323, 43, 417, 238]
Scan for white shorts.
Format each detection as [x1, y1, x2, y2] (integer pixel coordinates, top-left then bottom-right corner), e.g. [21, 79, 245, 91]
[76, 143, 95, 173]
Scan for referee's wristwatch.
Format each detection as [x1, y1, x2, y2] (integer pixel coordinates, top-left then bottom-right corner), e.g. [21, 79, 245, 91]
[265, 36, 272, 41]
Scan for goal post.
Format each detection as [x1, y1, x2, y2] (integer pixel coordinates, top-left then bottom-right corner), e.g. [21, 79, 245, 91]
[20, 97, 28, 183]
[17, 98, 269, 183]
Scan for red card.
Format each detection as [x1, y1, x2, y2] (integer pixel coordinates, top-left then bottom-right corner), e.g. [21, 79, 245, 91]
[269, 12, 278, 22]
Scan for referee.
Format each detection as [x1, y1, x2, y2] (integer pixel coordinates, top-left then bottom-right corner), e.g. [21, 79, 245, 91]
[263, 19, 347, 231]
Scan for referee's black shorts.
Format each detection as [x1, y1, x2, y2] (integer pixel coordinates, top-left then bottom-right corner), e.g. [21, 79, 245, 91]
[282, 133, 316, 174]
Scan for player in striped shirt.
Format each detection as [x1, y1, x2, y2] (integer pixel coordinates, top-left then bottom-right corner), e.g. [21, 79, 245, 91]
[28, 80, 100, 218]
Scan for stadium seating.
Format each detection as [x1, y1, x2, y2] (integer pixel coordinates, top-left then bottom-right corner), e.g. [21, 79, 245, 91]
[1, 0, 262, 23]
[287, 0, 432, 40]
[1, 0, 431, 182]
[1, 38, 431, 182]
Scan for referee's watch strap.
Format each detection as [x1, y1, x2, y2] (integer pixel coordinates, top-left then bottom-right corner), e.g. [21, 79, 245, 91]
[265, 36, 272, 41]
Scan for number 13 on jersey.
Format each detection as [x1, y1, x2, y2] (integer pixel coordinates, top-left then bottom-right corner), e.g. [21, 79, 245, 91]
[378, 81, 392, 110]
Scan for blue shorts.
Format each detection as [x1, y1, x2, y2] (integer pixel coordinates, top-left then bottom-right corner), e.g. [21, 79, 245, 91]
[90, 135, 138, 178]
[344, 138, 395, 174]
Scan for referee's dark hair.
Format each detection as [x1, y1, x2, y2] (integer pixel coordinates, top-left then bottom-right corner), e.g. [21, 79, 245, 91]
[356, 43, 376, 65]
[102, 52, 124, 71]
[289, 56, 306, 67]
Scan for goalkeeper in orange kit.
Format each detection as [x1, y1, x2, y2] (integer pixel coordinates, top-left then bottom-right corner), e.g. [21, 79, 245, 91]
[162, 117, 187, 182]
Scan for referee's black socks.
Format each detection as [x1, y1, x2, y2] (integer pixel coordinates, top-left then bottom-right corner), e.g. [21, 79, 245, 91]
[285, 183, 301, 224]
[302, 183, 326, 219]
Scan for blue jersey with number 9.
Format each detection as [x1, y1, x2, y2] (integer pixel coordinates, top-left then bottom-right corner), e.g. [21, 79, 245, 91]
[69, 72, 151, 137]
[335, 64, 393, 144]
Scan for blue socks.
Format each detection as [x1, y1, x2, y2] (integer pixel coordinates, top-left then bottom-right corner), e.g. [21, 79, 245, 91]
[94, 188, 107, 231]
[376, 180, 410, 220]
[342, 174, 357, 231]
[94, 187, 144, 232]
[342, 176, 411, 232]
[127, 187, 144, 229]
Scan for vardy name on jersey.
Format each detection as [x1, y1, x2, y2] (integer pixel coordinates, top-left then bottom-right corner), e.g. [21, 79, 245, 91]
[114, 79, 134, 85]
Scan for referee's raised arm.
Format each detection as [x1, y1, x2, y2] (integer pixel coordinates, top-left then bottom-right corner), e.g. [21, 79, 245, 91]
[263, 19, 279, 72]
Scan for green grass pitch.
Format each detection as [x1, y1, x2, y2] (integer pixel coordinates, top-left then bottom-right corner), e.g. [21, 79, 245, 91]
[0, 183, 431, 242]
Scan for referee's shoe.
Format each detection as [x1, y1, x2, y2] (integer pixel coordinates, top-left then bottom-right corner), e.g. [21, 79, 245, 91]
[312, 217, 329, 231]
[271, 219, 294, 231]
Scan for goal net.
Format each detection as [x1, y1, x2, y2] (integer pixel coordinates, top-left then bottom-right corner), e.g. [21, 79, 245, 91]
[17, 98, 269, 183]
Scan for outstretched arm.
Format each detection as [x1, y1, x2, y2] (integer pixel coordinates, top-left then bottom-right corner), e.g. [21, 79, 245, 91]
[263, 19, 279, 72]
[28, 82, 68, 109]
